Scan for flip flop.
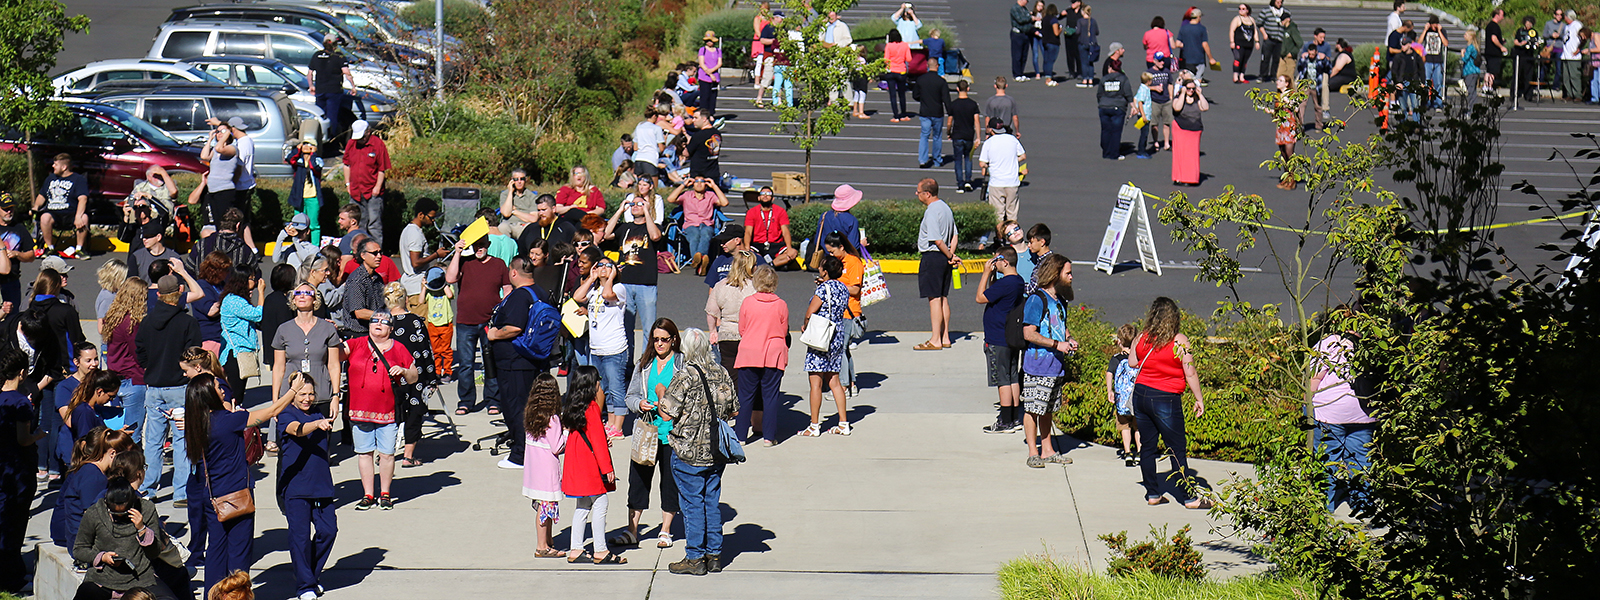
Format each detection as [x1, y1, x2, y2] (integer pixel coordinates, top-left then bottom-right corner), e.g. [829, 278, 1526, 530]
[455, 407, 469, 416]
[1184, 498, 1215, 510]
[487, 407, 500, 416]
[566, 550, 592, 564]
[400, 457, 423, 468]
[913, 342, 942, 351]
[535, 548, 566, 558]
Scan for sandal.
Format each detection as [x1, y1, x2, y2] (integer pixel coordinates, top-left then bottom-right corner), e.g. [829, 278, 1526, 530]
[566, 550, 592, 564]
[607, 530, 639, 547]
[486, 406, 500, 416]
[593, 552, 628, 565]
[799, 423, 822, 437]
[1147, 497, 1171, 506]
[535, 548, 565, 558]
[1184, 498, 1214, 510]
[400, 457, 424, 468]
[455, 407, 469, 415]
[828, 423, 852, 436]
[264, 441, 279, 454]
[656, 533, 673, 548]
[912, 342, 942, 351]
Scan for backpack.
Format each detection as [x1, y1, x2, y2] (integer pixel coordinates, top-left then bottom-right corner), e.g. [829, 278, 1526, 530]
[1005, 290, 1053, 350]
[497, 285, 562, 361]
[188, 231, 258, 272]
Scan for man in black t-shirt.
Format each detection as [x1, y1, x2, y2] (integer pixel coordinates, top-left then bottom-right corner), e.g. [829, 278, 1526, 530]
[487, 256, 551, 468]
[307, 34, 355, 146]
[515, 194, 576, 257]
[945, 80, 982, 192]
[1483, 9, 1507, 89]
[33, 153, 90, 259]
[603, 192, 662, 351]
[685, 111, 722, 185]
[0, 194, 35, 306]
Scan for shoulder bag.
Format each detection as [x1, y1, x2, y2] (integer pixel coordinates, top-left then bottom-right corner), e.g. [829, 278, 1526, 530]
[574, 427, 617, 492]
[203, 454, 255, 523]
[688, 365, 744, 464]
[368, 337, 407, 423]
[799, 309, 837, 352]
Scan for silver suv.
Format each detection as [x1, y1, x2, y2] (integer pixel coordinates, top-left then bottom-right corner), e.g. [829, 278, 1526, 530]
[82, 85, 308, 177]
[148, 19, 414, 97]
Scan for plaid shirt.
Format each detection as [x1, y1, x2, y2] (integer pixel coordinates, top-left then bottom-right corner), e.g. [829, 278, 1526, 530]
[339, 266, 386, 335]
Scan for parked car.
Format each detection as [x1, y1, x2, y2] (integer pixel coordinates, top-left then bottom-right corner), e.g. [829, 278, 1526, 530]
[165, 3, 436, 70]
[0, 103, 206, 223]
[269, 0, 460, 61]
[51, 59, 226, 95]
[147, 20, 415, 98]
[175, 55, 396, 126]
[79, 86, 308, 178]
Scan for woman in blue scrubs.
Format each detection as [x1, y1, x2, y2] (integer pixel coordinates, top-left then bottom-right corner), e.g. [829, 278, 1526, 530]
[277, 372, 337, 600]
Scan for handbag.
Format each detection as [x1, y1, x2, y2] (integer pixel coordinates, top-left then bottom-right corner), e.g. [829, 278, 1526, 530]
[687, 365, 744, 464]
[631, 417, 659, 466]
[574, 428, 617, 492]
[799, 313, 836, 351]
[244, 426, 265, 465]
[235, 350, 260, 379]
[860, 259, 890, 307]
[203, 456, 255, 523]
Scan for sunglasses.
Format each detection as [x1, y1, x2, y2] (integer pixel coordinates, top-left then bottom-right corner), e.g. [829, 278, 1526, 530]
[512, 177, 526, 181]
[652, 336, 674, 343]
[576, 241, 592, 247]
[292, 290, 315, 298]
[372, 318, 390, 325]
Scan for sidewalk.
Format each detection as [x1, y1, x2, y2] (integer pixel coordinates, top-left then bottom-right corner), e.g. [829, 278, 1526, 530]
[28, 332, 1261, 599]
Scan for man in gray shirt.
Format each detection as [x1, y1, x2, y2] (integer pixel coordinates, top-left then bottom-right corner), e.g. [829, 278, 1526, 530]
[982, 77, 1021, 139]
[914, 178, 959, 351]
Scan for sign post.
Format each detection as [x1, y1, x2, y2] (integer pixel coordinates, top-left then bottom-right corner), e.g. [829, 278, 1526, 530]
[1094, 184, 1162, 276]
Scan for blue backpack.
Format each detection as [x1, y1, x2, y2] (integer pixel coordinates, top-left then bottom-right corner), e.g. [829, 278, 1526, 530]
[498, 286, 562, 361]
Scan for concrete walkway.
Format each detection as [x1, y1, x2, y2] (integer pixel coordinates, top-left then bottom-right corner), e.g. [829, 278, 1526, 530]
[26, 331, 1261, 599]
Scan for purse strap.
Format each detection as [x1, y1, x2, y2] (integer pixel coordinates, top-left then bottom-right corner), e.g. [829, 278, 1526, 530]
[575, 427, 608, 483]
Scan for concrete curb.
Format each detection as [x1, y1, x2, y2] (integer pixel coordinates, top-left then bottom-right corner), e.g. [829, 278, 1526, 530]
[877, 258, 990, 274]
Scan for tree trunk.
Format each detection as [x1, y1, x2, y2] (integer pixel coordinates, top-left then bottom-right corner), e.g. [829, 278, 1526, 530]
[24, 131, 37, 201]
[803, 112, 813, 201]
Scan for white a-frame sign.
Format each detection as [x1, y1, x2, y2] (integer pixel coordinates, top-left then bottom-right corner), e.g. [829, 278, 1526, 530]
[1093, 184, 1162, 276]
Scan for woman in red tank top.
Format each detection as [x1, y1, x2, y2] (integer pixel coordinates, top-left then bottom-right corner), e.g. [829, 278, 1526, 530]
[1127, 297, 1209, 509]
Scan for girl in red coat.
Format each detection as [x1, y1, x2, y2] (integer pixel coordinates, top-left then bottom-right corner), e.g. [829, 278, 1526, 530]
[561, 367, 624, 564]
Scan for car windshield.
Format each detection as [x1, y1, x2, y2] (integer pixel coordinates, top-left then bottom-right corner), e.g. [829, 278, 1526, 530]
[93, 105, 185, 148]
[270, 63, 311, 89]
[369, 5, 414, 32]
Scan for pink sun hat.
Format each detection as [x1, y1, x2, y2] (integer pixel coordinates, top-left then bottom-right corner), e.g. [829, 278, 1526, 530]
[831, 184, 863, 211]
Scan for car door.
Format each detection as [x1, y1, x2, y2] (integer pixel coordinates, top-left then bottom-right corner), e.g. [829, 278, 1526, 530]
[142, 97, 210, 144]
[74, 112, 147, 210]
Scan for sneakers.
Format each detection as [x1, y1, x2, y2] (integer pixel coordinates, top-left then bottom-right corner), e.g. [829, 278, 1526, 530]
[32, 248, 46, 259]
[669, 556, 708, 576]
[1005, 420, 1023, 433]
[604, 424, 624, 439]
[1135, 153, 1153, 159]
[356, 495, 377, 510]
[1125, 456, 1139, 467]
[497, 458, 521, 470]
[379, 494, 394, 510]
[298, 592, 318, 600]
[1015, 76, 1029, 82]
[1045, 79, 1058, 87]
[982, 419, 1010, 434]
[1076, 81, 1093, 88]
[60, 246, 84, 260]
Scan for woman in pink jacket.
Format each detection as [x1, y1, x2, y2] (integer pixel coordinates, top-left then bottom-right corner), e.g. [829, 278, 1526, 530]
[734, 265, 787, 446]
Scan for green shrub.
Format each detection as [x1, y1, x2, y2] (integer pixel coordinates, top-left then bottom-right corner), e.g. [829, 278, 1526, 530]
[390, 138, 505, 183]
[1099, 525, 1206, 580]
[850, 18, 960, 49]
[399, 0, 489, 38]
[787, 199, 995, 254]
[0, 151, 28, 197]
[998, 555, 1321, 600]
[682, 9, 757, 70]
[533, 141, 586, 183]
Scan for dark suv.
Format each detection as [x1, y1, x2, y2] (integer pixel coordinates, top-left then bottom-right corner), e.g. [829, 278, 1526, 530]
[0, 103, 206, 223]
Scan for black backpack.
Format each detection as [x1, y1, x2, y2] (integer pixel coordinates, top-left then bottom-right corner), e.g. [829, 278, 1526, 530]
[1005, 290, 1053, 350]
[187, 231, 259, 272]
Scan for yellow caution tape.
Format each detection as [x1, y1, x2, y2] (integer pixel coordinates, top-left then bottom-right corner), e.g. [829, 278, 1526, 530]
[1135, 185, 1590, 235]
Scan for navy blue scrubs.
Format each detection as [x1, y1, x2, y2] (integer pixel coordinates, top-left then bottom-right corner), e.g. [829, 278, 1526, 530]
[50, 463, 107, 548]
[0, 389, 38, 592]
[278, 405, 337, 597]
[188, 409, 252, 596]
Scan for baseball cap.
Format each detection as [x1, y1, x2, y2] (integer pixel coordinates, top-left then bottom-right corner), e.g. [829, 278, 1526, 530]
[288, 213, 311, 230]
[1154, 51, 1166, 61]
[351, 120, 369, 138]
[40, 255, 71, 274]
[141, 220, 165, 239]
[1108, 42, 1125, 55]
[227, 116, 247, 130]
[157, 274, 182, 295]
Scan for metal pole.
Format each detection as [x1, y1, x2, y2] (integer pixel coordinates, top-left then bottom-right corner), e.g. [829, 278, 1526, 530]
[435, 0, 444, 100]
[1511, 55, 1520, 111]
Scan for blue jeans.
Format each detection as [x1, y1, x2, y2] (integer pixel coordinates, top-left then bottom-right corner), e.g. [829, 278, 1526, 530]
[119, 380, 146, 445]
[918, 116, 944, 166]
[454, 323, 499, 410]
[314, 92, 345, 139]
[1098, 106, 1126, 159]
[1591, 68, 1600, 103]
[1137, 119, 1152, 155]
[1041, 43, 1060, 78]
[1079, 44, 1098, 80]
[670, 451, 724, 559]
[1132, 384, 1194, 503]
[1316, 421, 1375, 512]
[951, 138, 974, 187]
[1031, 37, 1044, 75]
[595, 351, 631, 417]
[684, 224, 716, 258]
[1424, 62, 1445, 107]
[621, 284, 657, 356]
[140, 385, 190, 501]
[773, 65, 793, 106]
[1011, 32, 1031, 77]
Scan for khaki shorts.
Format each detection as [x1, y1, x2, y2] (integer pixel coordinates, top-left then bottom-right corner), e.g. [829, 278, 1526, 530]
[987, 185, 1020, 223]
[1150, 100, 1173, 125]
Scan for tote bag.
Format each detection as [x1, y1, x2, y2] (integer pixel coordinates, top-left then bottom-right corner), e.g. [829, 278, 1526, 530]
[860, 260, 890, 307]
[799, 315, 836, 351]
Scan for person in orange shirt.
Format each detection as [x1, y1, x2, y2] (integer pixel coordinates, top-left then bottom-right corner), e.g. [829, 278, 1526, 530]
[823, 232, 865, 397]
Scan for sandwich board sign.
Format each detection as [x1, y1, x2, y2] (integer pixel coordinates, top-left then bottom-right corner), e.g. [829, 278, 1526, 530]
[1093, 184, 1162, 276]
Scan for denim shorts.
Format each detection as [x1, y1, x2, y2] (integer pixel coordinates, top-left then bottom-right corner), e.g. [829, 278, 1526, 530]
[984, 343, 1020, 387]
[353, 421, 398, 455]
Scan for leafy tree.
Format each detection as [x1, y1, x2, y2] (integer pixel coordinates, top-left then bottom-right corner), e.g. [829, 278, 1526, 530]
[767, 0, 884, 198]
[0, 0, 90, 192]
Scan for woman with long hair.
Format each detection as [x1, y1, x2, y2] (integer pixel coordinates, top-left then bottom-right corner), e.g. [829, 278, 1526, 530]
[884, 29, 912, 121]
[1019, 254, 1078, 467]
[706, 249, 757, 377]
[382, 282, 435, 469]
[1127, 296, 1210, 509]
[1273, 74, 1300, 190]
[824, 232, 866, 397]
[182, 372, 295, 595]
[219, 266, 262, 403]
[61, 370, 121, 460]
[25, 269, 80, 481]
[522, 373, 566, 559]
[659, 328, 737, 575]
[561, 366, 624, 564]
[194, 251, 233, 357]
[51, 427, 133, 548]
[102, 278, 149, 443]
[275, 371, 337, 600]
[615, 318, 681, 549]
[802, 255, 852, 437]
[734, 265, 787, 445]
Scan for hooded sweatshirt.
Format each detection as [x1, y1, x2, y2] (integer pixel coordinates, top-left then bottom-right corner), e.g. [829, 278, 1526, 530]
[136, 299, 201, 388]
[29, 295, 86, 366]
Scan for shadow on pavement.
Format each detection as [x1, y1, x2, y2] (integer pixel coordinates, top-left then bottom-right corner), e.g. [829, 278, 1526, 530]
[332, 470, 462, 507]
[321, 546, 389, 592]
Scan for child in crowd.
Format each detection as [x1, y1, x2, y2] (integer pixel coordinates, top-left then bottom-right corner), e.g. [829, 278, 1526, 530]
[1105, 323, 1142, 467]
[522, 373, 566, 558]
[561, 367, 623, 564]
[1134, 72, 1155, 159]
[977, 246, 1025, 434]
[422, 267, 454, 381]
[1023, 223, 1054, 292]
[285, 137, 324, 245]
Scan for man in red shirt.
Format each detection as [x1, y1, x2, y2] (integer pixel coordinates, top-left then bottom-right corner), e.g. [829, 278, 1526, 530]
[742, 186, 796, 268]
[343, 121, 390, 248]
[445, 236, 512, 414]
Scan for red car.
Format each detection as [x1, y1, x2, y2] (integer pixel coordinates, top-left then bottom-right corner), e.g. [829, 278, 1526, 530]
[1, 102, 206, 224]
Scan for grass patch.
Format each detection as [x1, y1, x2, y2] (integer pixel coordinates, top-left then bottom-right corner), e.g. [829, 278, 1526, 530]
[999, 556, 1322, 600]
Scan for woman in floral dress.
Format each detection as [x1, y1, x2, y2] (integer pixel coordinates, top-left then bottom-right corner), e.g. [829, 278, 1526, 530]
[1273, 74, 1300, 190]
[383, 283, 437, 468]
[801, 255, 852, 437]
